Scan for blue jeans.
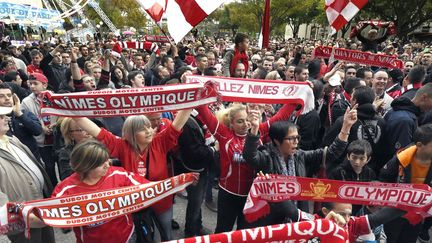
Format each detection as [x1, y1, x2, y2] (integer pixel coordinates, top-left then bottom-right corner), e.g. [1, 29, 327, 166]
[156, 206, 173, 241]
[185, 170, 208, 236]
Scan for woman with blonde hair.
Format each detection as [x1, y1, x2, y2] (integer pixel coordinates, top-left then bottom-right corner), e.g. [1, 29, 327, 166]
[57, 118, 92, 180]
[195, 102, 299, 233]
[265, 70, 283, 80]
[52, 139, 148, 243]
[73, 108, 192, 240]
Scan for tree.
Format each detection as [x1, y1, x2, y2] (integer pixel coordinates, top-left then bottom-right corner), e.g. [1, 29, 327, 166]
[364, 0, 432, 39]
[83, 0, 147, 30]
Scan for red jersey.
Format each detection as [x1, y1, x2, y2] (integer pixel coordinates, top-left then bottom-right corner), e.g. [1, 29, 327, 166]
[196, 104, 297, 196]
[27, 64, 43, 74]
[298, 211, 371, 243]
[96, 124, 181, 214]
[52, 166, 148, 243]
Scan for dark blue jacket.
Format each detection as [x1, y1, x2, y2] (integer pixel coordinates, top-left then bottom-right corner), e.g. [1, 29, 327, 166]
[7, 110, 43, 160]
[384, 97, 421, 159]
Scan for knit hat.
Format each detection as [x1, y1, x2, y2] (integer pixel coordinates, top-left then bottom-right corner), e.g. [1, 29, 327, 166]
[29, 73, 48, 84]
[111, 43, 122, 58]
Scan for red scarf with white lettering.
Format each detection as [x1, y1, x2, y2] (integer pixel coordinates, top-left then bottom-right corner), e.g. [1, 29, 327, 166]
[243, 175, 432, 224]
[166, 219, 348, 243]
[0, 173, 196, 238]
[40, 82, 218, 117]
[349, 20, 397, 38]
[186, 76, 315, 114]
[230, 48, 249, 77]
[313, 46, 404, 69]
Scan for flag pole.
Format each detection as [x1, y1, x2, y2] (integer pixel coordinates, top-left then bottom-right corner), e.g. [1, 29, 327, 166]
[153, 20, 176, 46]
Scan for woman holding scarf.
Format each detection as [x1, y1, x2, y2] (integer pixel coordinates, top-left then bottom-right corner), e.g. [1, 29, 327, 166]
[195, 103, 299, 233]
[72, 108, 192, 241]
[52, 139, 148, 243]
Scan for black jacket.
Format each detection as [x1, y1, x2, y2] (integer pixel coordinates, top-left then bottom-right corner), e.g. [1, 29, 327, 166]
[384, 97, 421, 159]
[243, 133, 347, 211]
[295, 109, 321, 150]
[330, 92, 350, 124]
[57, 144, 74, 180]
[323, 103, 386, 172]
[178, 117, 215, 172]
[328, 159, 376, 182]
[5, 82, 31, 101]
[401, 88, 418, 100]
[7, 110, 43, 160]
[40, 53, 67, 92]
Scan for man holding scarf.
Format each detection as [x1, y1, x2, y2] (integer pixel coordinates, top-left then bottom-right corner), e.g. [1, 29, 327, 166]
[222, 33, 249, 77]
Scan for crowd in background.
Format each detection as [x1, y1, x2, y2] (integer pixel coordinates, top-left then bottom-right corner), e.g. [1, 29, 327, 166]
[0, 26, 432, 243]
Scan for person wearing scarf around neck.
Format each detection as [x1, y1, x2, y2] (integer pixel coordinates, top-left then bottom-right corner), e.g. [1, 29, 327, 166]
[222, 33, 249, 77]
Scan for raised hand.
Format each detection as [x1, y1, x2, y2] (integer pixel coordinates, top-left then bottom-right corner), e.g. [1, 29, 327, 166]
[342, 104, 358, 128]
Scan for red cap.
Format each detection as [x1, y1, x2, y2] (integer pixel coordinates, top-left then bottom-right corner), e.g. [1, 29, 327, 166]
[29, 72, 48, 84]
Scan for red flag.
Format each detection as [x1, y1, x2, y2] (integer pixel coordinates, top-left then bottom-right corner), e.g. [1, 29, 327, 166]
[137, 0, 167, 22]
[325, 0, 368, 35]
[163, 0, 226, 43]
[261, 0, 271, 49]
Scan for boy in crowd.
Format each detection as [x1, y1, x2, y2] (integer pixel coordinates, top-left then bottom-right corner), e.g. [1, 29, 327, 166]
[22, 73, 58, 186]
[328, 140, 376, 181]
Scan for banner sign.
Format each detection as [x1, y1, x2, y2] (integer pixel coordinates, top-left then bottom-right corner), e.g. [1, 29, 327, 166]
[313, 46, 404, 69]
[0, 173, 196, 238]
[243, 175, 432, 223]
[186, 76, 315, 114]
[41, 82, 218, 117]
[165, 219, 348, 243]
[0, 2, 61, 27]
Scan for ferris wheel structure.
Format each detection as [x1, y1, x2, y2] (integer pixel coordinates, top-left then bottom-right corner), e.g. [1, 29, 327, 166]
[42, 0, 119, 34]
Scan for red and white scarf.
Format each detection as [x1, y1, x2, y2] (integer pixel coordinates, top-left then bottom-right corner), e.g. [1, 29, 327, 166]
[313, 46, 404, 69]
[41, 82, 218, 117]
[243, 174, 432, 223]
[186, 76, 315, 114]
[166, 219, 348, 243]
[230, 48, 249, 77]
[0, 173, 196, 238]
[350, 20, 397, 38]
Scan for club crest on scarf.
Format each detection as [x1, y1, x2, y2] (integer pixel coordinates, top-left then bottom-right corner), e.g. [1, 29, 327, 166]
[302, 180, 336, 199]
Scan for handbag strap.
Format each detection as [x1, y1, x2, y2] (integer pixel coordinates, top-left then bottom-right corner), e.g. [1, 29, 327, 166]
[146, 148, 150, 180]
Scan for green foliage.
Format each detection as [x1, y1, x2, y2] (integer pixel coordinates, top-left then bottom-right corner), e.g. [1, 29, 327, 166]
[213, 0, 322, 38]
[83, 0, 147, 30]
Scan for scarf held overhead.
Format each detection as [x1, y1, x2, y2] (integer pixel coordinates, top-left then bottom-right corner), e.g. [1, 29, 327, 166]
[350, 20, 397, 38]
[313, 46, 403, 69]
[41, 82, 218, 117]
[165, 219, 348, 243]
[186, 76, 315, 114]
[243, 174, 432, 223]
[0, 173, 196, 238]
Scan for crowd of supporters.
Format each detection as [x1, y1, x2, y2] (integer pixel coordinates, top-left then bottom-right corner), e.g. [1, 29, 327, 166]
[0, 27, 432, 243]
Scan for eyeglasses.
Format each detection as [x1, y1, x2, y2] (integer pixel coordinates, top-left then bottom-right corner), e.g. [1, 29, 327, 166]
[284, 135, 301, 142]
[70, 129, 84, 133]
